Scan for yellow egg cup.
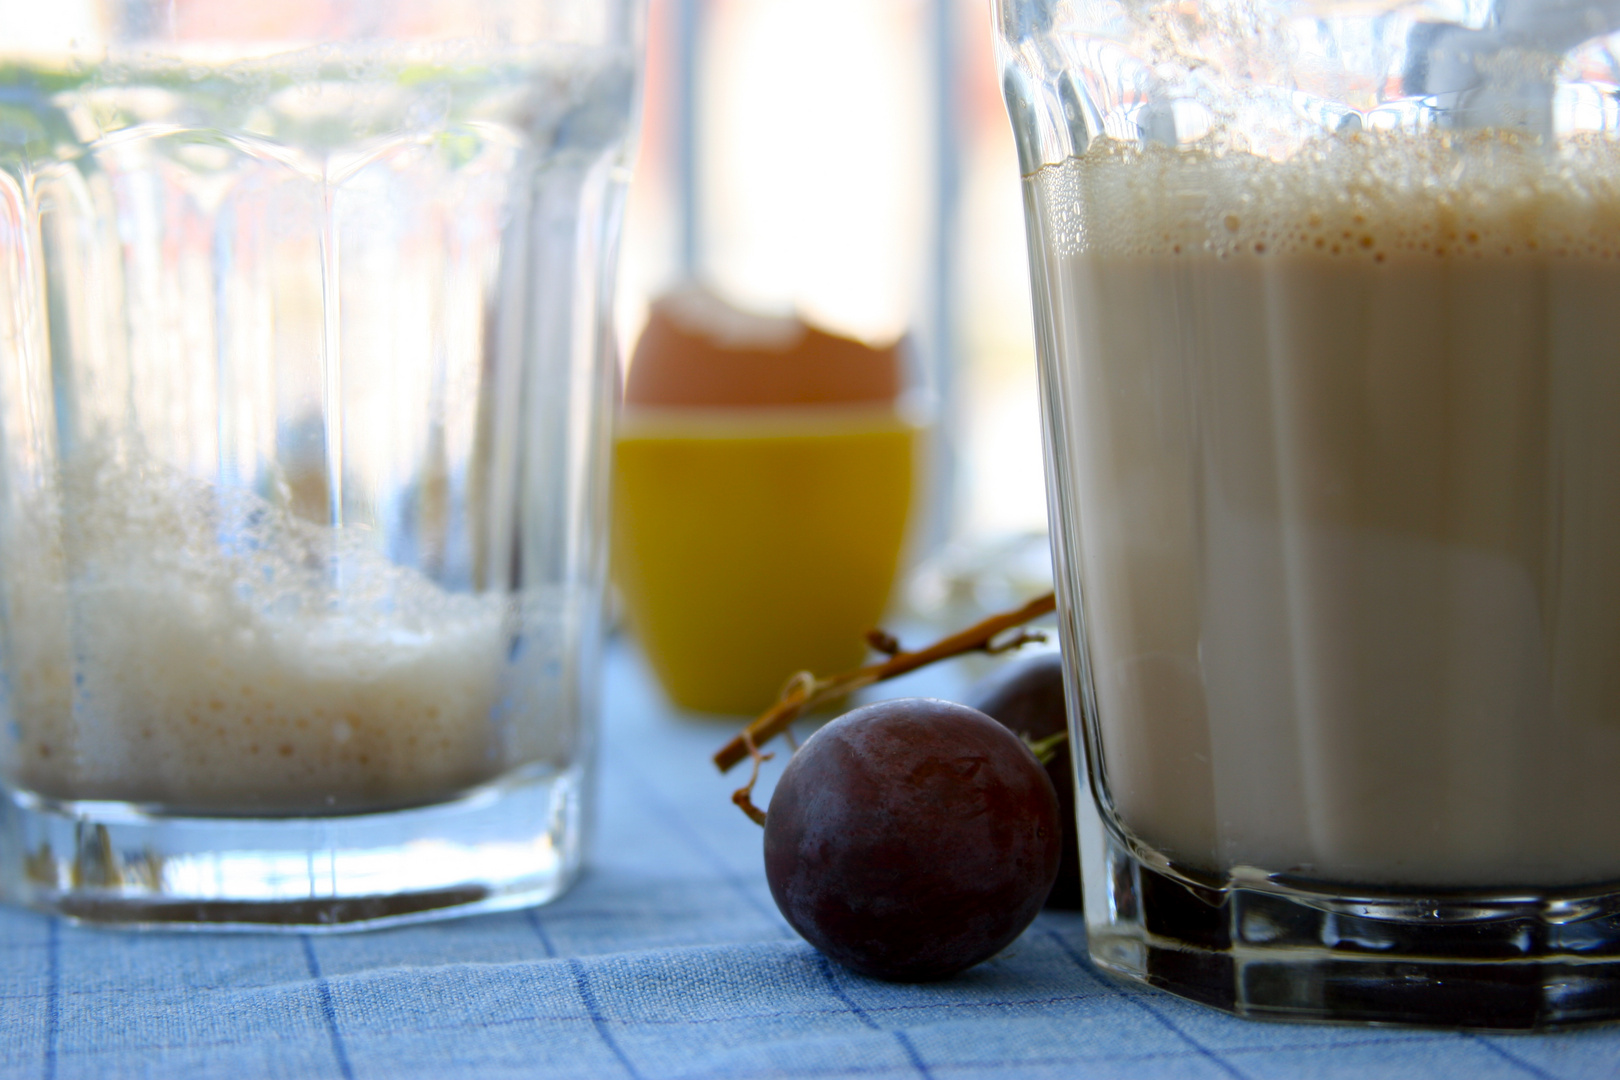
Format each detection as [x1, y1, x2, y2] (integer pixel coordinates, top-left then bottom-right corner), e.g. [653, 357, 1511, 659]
[612, 405, 923, 716]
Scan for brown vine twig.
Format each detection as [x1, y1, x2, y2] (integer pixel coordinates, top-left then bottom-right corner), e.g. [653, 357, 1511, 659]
[712, 591, 1057, 775]
[731, 731, 772, 826]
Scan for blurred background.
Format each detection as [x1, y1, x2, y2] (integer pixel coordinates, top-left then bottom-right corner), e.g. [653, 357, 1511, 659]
[616, 0, 1048, 570]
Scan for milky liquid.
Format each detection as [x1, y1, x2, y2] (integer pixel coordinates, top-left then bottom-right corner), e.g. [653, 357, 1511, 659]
[0, 49, 628, 812]
[1035, 132, 1620, 886]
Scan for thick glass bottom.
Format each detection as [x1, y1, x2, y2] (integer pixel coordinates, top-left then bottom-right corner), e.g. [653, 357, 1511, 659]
[1086, 828, 1620, 1030]
[0, 764, 586, 931]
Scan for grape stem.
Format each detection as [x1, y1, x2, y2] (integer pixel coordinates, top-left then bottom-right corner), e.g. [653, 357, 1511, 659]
[731, 731, 773, 826]
[1022, 730, 1069, 767]
[713, 591, 1058, 777]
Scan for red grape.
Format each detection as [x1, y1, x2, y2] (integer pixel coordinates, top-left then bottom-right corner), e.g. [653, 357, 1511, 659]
[763, 698, 1062, 981]
[965, 652, 1082, 909]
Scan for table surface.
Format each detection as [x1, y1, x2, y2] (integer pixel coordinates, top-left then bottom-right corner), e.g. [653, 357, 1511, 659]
[1, 643, 1616, 1080]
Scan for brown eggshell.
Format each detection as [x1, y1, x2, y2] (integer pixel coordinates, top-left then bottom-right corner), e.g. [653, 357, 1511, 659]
[624, 286, 902, 408]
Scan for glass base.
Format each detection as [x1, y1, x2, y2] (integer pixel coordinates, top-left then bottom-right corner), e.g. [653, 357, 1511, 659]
[1087, 830, 1620, 1029]
[0, 764, 586, 931]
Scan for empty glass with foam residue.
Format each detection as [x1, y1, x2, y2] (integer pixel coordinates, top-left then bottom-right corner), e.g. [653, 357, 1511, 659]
[0, 0, 641, 928]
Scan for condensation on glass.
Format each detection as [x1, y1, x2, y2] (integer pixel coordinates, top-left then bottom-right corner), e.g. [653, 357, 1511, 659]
[0, 0, 641, 928]
[997, 0, 1620, 1027]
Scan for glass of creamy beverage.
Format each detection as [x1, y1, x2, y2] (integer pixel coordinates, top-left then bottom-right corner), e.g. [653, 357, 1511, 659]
[996, 0, 1620, 1026]
[0, 0, 640, 927]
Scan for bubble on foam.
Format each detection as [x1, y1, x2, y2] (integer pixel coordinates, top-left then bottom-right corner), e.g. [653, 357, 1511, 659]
[1037, 129, 1620, 265]
[0, 437, 520, 812]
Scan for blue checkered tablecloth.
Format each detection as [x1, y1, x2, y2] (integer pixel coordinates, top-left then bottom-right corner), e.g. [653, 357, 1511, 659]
[1, 642, 1616, 1079]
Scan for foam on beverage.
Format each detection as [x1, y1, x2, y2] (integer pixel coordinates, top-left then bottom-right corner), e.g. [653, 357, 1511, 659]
[1041, 131, 1620, 262]
[1036, 130, 1620, 886]
[2, 441, 512, 812]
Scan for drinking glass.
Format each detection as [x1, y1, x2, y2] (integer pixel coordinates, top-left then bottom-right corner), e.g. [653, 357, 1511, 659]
[997, 0, 1620, 1026]
[0, 0, 641, 928]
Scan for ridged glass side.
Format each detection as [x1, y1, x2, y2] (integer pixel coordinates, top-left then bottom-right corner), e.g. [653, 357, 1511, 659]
[0, 11, 640, 926]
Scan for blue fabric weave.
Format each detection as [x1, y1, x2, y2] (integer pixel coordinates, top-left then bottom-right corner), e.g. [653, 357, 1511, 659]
[1, 644, 1616, 1079]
